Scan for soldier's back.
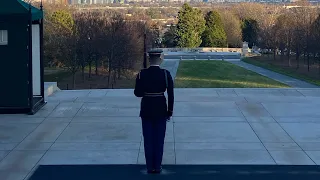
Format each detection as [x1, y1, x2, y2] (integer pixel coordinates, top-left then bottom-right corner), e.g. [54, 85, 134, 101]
[139, 66, 169, 119]
[140, 66, 168, 93]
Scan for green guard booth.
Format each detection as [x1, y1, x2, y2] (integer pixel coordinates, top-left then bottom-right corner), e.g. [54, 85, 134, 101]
[0, 0, 46, 115]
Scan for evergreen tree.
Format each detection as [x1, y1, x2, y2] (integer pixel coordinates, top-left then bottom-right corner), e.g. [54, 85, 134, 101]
[163, 24, 177, 48]
[242, 18, 259, 48]
[175, 3, 206, 48]
[201, 11, 227, 47]
[49, 10, 75, 33]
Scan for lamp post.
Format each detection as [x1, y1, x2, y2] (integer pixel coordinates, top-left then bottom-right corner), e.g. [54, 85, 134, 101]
[143, 24, 161, 68]
[142, 20, 148, 69]
[40, 0, 45, 99]
[143, 29, 147, 69]
[152, 26, 160, 48]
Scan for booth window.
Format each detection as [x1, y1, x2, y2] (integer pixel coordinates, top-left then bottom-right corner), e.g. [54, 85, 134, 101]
[0, 30, 8, 45]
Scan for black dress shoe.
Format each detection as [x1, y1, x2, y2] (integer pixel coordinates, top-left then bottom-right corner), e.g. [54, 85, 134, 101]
[147, 170, 155, 174]
[154, 168, 162, 174]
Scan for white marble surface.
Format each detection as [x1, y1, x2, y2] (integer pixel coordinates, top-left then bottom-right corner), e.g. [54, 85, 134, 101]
[0, 88, 320, 179]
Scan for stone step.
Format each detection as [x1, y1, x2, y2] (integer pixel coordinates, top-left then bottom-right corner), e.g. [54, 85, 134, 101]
[44, 82, 60, 97]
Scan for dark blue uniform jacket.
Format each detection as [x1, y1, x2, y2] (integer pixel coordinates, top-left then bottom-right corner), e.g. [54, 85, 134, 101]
[134, 66, 174, 119]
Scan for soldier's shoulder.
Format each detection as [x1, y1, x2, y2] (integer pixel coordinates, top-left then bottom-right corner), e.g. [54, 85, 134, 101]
[137, 69, 146, 79]
[139, 68, 147, 73]
[137, 68, 148, 77]
[163, 69, 171, 74]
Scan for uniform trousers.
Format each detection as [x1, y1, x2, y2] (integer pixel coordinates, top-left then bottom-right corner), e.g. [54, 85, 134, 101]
[141, 118, 167, 171]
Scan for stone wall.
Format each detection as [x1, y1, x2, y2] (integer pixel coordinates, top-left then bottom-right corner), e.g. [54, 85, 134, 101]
[153, 47, 244, 53]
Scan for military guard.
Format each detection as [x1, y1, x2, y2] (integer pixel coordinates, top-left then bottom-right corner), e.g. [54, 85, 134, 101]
[134, 50, 174, 174]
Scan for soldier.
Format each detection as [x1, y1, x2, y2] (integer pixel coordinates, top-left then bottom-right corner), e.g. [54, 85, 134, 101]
[134, 50, 174, 174]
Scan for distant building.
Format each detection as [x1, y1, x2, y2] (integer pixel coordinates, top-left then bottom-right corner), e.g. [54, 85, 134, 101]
[70, 0, 109, 4]
[29, 0, 69, 4]
[28, 0, 318, 4]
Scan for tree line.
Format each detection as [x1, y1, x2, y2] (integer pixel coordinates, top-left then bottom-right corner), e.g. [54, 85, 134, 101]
[162, 2, 320, 72]
[234, 1, 320, 71]
[162, 3, 242, 48]
[43, 6, 160, 89]
[41, 1, 320, 89]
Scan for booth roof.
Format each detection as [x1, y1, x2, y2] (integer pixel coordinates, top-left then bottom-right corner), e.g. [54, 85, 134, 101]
[0, 0, 43, 21]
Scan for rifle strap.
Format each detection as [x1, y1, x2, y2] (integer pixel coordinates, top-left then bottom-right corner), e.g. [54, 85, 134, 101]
[164, 69, 168, 88]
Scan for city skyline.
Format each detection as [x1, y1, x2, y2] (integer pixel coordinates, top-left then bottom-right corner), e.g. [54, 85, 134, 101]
[30, 0, 311, 4]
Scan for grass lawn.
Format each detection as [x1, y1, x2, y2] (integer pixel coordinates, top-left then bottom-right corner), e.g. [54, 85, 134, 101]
[242, 56, 320, 86]
[44, 69, 71, 82]
[174, 60, 290, 88]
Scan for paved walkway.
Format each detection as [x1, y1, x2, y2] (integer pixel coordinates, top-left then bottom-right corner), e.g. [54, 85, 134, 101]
[1, 88, 320, 180]
[230, 61, 319, 88]
[160, 59, 180, 80]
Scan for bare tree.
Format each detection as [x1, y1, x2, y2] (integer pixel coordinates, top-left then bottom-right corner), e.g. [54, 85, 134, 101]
[274, 12, 295, 66]
[232, 2, 267, 22]
[74, 13, 88, 82]
[47, 9, 80, 88]
[302, 8, 318, 71]
[99, 13, 145, 88]
[311, 14, 320, 75]
[60, 32, 80, 89]
[219, 10, 242, 48]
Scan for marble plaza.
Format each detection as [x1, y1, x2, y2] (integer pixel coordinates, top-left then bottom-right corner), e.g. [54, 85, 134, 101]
[1, 88, 320, 179]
